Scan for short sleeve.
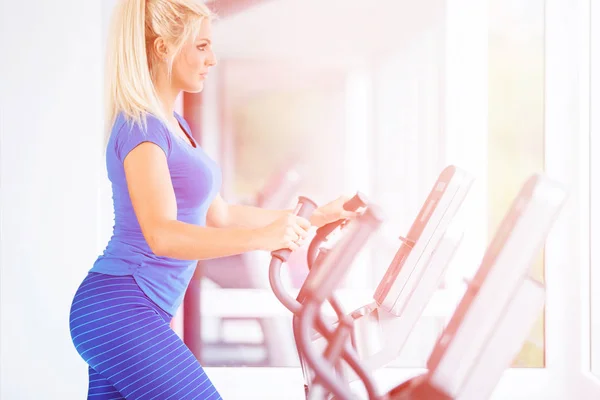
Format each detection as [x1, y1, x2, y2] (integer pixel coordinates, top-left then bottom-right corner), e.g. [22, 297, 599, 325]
[114, 117, 172, 163]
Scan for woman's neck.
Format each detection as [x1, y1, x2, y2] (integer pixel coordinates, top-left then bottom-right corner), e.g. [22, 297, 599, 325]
[153, 72, 179, 120]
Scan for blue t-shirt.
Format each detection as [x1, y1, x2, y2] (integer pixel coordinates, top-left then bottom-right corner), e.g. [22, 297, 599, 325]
[90, 111, 222, 315]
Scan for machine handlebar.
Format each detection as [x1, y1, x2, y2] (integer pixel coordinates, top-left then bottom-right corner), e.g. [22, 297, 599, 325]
[271, 196, 319, 263]
[307, 192, 368, 270]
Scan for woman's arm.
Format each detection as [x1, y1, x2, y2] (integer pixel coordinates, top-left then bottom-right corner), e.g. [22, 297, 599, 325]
[207, 195, 357, 230]
[206, 194, 293, 229]
[124, 142, 307, 260]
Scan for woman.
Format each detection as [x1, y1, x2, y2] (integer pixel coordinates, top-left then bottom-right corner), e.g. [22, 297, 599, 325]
[69, 0, 355, 399]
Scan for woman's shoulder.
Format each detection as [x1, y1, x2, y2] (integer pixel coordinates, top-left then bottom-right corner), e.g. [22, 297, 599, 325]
[111, 112, 168, 137]
[108, 112, 173, 161]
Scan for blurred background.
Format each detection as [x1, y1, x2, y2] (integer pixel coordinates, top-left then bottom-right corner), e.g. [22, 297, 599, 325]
[1, 0, 597, 399]
[170, 0, 546, 370]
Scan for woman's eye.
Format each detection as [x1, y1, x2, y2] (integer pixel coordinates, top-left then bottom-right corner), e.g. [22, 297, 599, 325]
[197, 45, 207, 51]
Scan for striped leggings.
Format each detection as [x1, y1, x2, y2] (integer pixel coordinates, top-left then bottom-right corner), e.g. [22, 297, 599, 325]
[69, 272, 221, 400]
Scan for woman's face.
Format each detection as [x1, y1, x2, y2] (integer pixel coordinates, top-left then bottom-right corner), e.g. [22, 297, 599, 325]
[170, 19, 217, 93]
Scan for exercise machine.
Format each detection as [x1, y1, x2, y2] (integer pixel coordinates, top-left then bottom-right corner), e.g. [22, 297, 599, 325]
[270, 165, 474, 398]
[385, 173, 567, 400]
[309, 166, 474, 382]
[296, 173, 567, 399]
[269, 194, 384, 400]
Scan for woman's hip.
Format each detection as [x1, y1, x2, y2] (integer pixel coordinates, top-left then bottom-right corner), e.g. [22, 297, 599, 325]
[69, 272, 170, 342]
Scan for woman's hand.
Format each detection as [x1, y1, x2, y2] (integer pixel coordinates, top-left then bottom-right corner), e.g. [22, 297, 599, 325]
[311, 196, 360, 228]
[256, 213, 312, 252]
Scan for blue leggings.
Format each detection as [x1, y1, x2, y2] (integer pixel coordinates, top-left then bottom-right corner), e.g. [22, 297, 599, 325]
[69, 272, 221, 400]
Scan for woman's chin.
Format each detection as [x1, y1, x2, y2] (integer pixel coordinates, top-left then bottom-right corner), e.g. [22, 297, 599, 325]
[183, 82, 205, 94]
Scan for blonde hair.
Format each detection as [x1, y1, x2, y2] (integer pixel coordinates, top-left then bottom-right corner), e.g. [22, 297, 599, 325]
[104, 0, 215, 139]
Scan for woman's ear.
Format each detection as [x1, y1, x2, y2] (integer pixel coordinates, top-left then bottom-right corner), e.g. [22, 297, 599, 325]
[153, 37, 169, 61]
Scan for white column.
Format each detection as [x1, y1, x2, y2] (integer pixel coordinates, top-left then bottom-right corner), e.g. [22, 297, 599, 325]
[589, 0, 600, 379]
[344, 66, 373, 197]
[370, 16, 445, 285]
[442, 0, 489, 281]
[343, 65, 374, 290]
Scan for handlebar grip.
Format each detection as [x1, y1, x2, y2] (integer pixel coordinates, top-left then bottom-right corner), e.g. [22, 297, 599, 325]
[314, 192, 368, 239]
[306, 192, 369, 270]
[343, 192, 368, 211]
[272, 196, 318, 262]
[294, 196, 319, 219]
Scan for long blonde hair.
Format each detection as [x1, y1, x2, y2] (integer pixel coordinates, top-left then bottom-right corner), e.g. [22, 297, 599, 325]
[104, 0, 215, 139]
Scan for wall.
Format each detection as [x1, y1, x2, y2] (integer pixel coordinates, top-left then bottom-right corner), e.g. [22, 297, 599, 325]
[1, 0, 104, 398]
[591, 0, 599, 378]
